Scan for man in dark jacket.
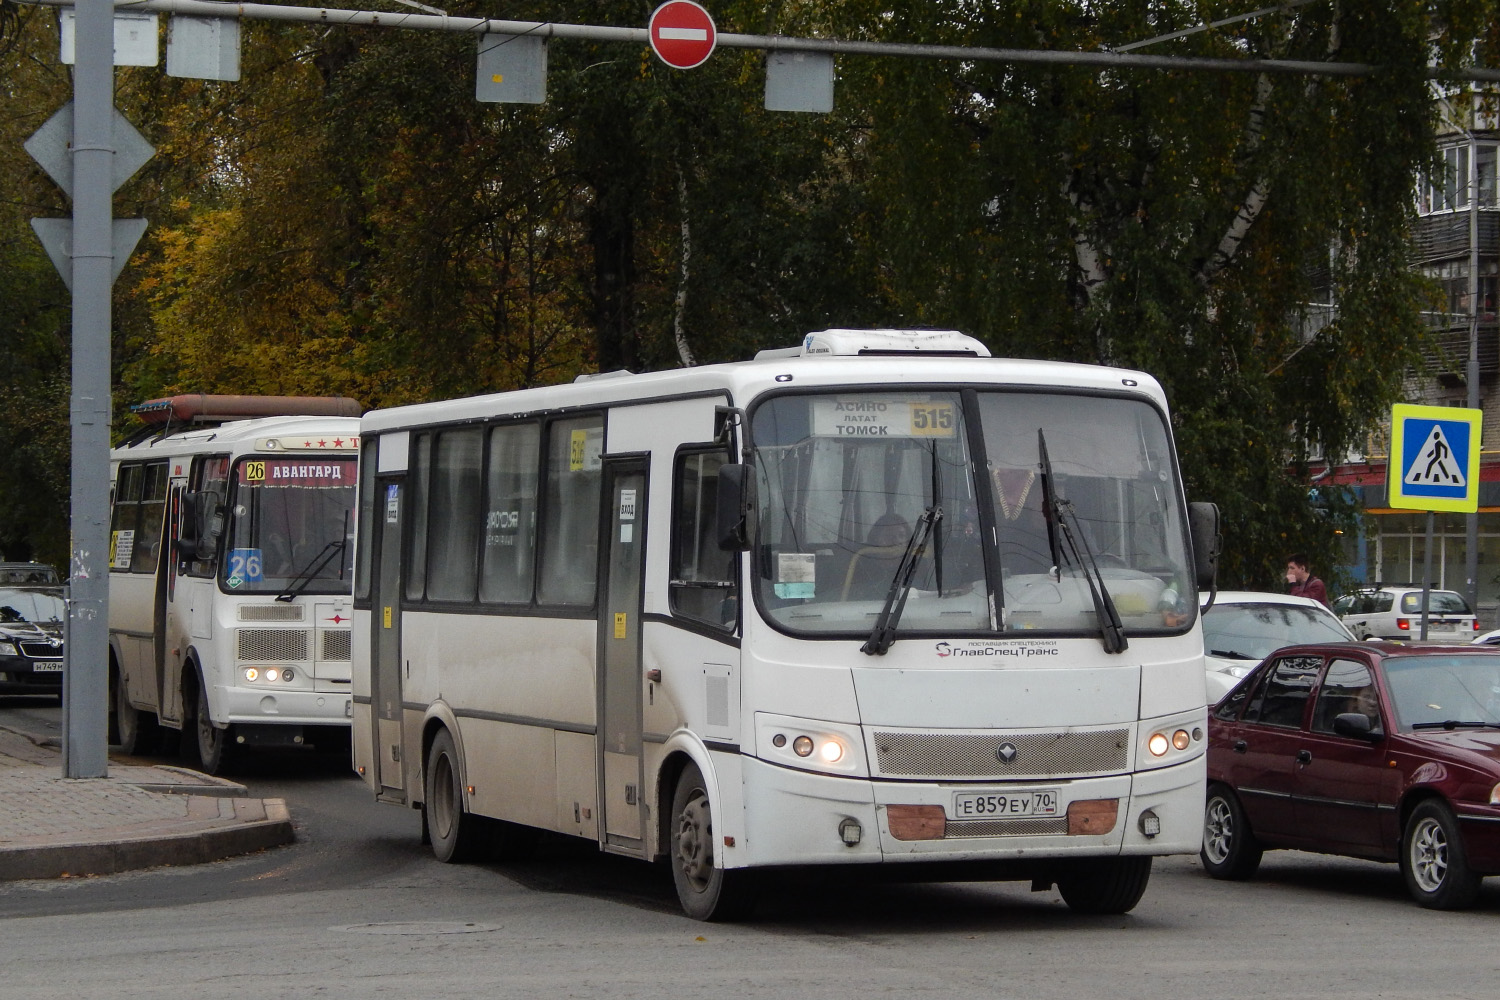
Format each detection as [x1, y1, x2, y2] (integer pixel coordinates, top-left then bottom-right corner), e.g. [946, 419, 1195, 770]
[1286, 553, 1329, 607]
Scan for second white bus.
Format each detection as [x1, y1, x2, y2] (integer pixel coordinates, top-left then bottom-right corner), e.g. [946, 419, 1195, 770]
[109, 395, 362, 772]
[352, 329, 1219, 919]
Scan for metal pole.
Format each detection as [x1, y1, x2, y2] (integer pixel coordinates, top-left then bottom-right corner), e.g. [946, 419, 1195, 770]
[1421, 510, 1435, 641]
[62, 0, 113, 778]
[22, 0, 1500, 82]
[1468, 130, 1482, 623]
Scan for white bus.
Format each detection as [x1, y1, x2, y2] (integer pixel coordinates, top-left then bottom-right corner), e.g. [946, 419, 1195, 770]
[351, 329, 1220, 920]
[108, 395, 362, 773]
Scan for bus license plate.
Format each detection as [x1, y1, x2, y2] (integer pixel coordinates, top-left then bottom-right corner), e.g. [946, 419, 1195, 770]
[31, 663, 63, 672]
[952, 788, 1060, 819]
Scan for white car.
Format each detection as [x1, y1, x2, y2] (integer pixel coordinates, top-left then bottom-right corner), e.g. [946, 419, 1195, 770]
[1201, 591, 1357, 703]
[1333, 586, 1479, 641]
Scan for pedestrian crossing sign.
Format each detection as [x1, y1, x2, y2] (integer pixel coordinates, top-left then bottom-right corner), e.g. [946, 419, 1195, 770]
[1387, 403, 1482, 513]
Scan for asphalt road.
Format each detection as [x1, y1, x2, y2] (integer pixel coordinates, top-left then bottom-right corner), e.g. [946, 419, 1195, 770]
[3, 697, 1499, 999]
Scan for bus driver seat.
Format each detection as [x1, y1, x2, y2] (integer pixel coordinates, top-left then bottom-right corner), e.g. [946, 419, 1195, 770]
[842, 513, 911, 601]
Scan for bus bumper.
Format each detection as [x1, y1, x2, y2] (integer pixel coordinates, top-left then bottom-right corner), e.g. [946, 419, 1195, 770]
[737, 753, 1204, 868]
[216, 684, 354, 728]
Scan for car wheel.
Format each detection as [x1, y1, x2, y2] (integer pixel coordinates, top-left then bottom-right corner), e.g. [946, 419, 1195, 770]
[424, 728, 477, 863]
[1055, 856, 1152, 914]
[670, 762, 757, 921]
[1401, 799, 1481, 910]
[1201, 785, 1263, 880]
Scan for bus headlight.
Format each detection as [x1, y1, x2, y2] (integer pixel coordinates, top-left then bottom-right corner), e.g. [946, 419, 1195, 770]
[1140, 708, 1207, 770]
[1148, 732, 1170, 756]
[244, 667, 259, 682]
[756, 713, 867, 777]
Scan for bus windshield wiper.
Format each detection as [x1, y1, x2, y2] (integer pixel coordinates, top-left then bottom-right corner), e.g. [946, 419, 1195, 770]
[1209, 648, 1256, 660]
[274, 538, 347, 603]
[1410, 720, 1500, 730]
[861, 505, 942, 656]
[1037, 430, 1128, 655]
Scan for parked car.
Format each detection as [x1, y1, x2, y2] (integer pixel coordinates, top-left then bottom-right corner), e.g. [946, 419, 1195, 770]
[1201, 641, 1500, 909]
[1202, 592, 1356, 703]
[0, 562, 59, 585]
[1333, 585, 1479, 641]
[0, 584, 65, 698]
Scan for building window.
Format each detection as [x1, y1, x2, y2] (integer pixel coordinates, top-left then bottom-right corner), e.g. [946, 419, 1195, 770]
[1418, 143, 1500, 215]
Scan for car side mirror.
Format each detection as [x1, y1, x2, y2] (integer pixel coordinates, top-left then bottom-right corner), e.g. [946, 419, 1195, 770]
[716, 464, 755, 551]
[1188, 501, 1221, 592]
[1332, 712, 1380, 740]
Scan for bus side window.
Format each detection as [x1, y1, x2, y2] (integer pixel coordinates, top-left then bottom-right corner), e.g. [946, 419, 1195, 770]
[136, 463, 170, 573]
[110, 464, 144, 570]
[480, 422, 540, 605]
[538, 416, 603, 607]
[670, 450, 737, 629]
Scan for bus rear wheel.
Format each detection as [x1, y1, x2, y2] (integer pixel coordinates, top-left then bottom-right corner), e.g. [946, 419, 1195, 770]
[669, 762, 757, 922]
[111, 664, 159, 756]
[1055, 856, 1152, 915]
[424, 729, 478, 863]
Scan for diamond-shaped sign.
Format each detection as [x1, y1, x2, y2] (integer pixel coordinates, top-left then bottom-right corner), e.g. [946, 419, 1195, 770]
[24, 102, 155, 200]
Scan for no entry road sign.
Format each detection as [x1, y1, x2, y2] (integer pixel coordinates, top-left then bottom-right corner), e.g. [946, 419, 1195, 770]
[649, 1, 716, 70]
[1388, 402, 1483, 513]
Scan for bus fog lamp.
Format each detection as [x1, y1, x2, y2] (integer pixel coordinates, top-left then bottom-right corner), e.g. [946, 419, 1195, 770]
[1147, 732, 1170, 756]
[1138, 810, 1161, 838]
[838, 818, 862, 846]
[792, 736, 814, 757]
[1171, 729, 1190, 751]
[819, 739, 844, 764]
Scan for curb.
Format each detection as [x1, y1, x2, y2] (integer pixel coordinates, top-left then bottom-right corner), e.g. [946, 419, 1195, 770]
[0, 797, 295, 881]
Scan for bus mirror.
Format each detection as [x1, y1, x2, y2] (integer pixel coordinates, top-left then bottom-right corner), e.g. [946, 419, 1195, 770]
[717, 464, 755, 551]
[1188, 502, 1221, 591]
[175, 490, 223, 563]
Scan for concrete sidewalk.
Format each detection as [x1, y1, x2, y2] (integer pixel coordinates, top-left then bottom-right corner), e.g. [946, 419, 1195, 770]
[0, 725, 295, 880]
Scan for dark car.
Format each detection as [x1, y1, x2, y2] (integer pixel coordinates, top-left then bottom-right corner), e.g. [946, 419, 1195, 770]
[1202, 641, 1500, 909]
[0, 585, 65, 697]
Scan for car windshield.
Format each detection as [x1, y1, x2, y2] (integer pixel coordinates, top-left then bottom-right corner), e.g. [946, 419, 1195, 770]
[1400, 591, 1471, 615]
[749, 389, 1193, 637]
[1202, 601, 1355, 660]
[0, 588, 65, 625]
[0, 565, 58, 584]
[223, 456, 356, 594]
[1383, 654, 1500, 730]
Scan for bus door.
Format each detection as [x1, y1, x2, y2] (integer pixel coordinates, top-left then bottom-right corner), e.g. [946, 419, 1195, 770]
[370, 476, 407, 802]
[598, 457, 648, 854]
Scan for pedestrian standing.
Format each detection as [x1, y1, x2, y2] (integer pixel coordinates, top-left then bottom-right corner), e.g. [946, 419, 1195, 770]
[1286, 553, 1329, 607]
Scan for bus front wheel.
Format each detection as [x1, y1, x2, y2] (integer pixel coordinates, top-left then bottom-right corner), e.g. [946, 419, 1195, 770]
[669, 762, 757, 922]
[1055, 856, 1152, 915]
[193, 677, 234, 775]
[424, 729, 478, 863]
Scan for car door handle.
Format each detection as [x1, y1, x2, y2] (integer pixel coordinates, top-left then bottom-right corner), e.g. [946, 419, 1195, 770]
[1232, 740, 1247, 753]
[1296, 749, 1312, 765]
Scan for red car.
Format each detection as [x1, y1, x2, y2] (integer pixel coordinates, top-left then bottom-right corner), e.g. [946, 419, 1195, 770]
[1202, 641, 1500, 909]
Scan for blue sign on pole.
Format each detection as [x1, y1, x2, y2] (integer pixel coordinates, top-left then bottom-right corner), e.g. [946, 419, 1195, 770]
[1387, 403, 1482, 513]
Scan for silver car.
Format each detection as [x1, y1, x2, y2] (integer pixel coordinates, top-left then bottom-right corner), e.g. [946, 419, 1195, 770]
[1334, 586, 1479, 641]
[1202, 591, 1357, 702]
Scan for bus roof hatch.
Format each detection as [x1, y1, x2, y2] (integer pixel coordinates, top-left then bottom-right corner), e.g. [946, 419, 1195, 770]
[755, 328, 991, 360]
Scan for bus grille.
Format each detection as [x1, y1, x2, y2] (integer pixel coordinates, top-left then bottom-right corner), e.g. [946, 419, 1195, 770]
[321, 630, 352, 662]
[945, 818, 1070, 838]
[872, 729, 1129, 779]
[238, 629, 309, 661]
[238, 604, 305, 622]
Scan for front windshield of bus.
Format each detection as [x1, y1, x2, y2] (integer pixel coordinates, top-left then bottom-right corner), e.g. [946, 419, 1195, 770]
[223, 457, 357, 594]
[750, 389, 1193, 638]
